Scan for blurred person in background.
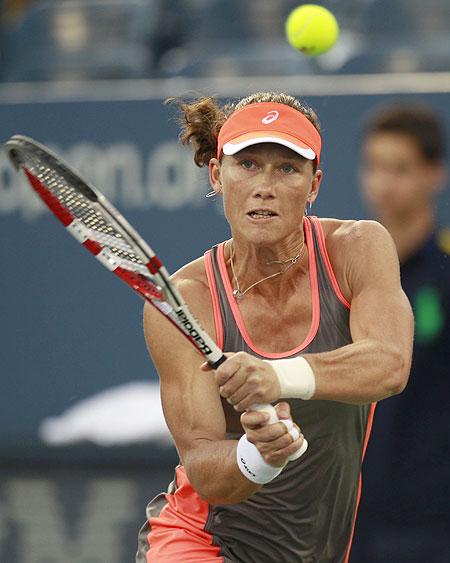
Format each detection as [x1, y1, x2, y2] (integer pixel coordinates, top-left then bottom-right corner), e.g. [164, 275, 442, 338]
[353, 103, 450, 562]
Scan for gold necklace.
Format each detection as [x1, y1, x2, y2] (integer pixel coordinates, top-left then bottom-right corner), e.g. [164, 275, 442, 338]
[229, 243, 306, 299]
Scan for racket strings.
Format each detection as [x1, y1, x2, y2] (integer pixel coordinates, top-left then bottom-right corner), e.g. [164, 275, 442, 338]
[25, 153, 150, 271]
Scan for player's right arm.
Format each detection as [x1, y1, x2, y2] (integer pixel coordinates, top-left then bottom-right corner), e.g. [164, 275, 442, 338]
[142, 268, 299, 504]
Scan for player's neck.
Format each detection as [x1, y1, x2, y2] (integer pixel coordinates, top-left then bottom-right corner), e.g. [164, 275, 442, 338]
[226, 234, 308, 299]
[380, 206, 435, 263]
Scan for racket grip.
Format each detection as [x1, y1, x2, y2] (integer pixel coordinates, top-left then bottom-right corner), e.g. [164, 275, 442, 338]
[209, 361, 309, 461]
[209, 354, 227, 370]
[250, 403, 279, 424]
[249, 403, 308, 462]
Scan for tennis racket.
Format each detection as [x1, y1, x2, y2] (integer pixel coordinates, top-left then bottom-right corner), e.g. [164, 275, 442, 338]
[5, 135, 307, 460]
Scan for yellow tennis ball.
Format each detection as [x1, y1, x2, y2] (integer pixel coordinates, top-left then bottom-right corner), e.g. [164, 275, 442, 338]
[286, 4, 339, 57]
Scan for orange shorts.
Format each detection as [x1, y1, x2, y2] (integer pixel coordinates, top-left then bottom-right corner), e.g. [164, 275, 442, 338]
[141, 466, 226, 563]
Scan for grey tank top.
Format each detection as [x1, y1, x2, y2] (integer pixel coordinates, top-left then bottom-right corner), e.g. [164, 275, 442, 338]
[203, 217, 373, 563]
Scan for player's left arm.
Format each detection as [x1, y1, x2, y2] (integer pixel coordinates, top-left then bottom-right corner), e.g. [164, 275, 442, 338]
[305, 220, 414, 404]
[212, 221, 414, 409]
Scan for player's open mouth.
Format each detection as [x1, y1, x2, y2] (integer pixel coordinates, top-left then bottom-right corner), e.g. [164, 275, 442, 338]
[247, 209, 278, 219]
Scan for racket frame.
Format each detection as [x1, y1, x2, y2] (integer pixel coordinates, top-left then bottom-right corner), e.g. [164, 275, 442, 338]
[6, 134, 308, 458]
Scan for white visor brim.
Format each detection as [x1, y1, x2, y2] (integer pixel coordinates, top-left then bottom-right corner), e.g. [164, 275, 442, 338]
[222, 136, 316, 161]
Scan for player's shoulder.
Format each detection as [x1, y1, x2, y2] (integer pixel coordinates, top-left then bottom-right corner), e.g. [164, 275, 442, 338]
[143, 253, 214, 328]
[171, 255, 209, 296]
[170, 254, 218, 333]
[318, 217, 394, 252]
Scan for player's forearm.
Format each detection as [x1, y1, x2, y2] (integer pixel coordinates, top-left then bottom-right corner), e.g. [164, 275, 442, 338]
[305, 338, 410, 404]
[182, 439, 261, 504]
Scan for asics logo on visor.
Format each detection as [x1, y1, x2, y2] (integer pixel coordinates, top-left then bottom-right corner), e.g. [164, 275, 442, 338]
[261, 110, 279, 124]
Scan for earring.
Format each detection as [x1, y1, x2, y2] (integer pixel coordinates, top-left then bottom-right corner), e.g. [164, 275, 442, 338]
[206, 182, 222, 198]
[304, 201, 312, 216]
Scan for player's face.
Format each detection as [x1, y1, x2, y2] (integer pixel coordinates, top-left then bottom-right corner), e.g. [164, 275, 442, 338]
[360, 132, 442, 218]
[210, 143, 321, 246]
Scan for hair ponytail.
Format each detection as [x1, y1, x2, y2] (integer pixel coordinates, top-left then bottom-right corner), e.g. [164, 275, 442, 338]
[165, 96, 228, 167]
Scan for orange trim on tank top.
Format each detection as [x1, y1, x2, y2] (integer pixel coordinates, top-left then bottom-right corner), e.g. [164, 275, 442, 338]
[343, 401, 377, 563]
[310, 216, 351, 310]
[204, 250, 225, 349]
[217, 217, 320, 358]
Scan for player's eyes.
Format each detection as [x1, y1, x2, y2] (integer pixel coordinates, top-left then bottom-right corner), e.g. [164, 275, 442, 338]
[238, 160, 298, 173]
[281, 163, 296, 174]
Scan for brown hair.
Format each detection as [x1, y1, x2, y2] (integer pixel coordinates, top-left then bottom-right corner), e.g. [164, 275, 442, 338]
[363, 104, 446, 163]
[166, 92, 321, 169]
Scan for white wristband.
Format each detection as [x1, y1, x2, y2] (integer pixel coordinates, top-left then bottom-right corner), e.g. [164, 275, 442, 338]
[236, 435, 284, 484]
[264, 356, 316, 400]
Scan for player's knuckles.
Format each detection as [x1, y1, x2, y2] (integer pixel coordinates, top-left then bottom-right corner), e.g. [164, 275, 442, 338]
[243, 363, 258, 377]
[245, 371, 262, 386]
[233, 351, 249, 367]
[234, 353, 261, 376]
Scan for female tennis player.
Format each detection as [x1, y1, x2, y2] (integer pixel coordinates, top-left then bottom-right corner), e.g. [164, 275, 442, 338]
[136, 92, 414, 563]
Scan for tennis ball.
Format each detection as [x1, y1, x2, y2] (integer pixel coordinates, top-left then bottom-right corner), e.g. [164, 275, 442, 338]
[286, 4, 339, 57]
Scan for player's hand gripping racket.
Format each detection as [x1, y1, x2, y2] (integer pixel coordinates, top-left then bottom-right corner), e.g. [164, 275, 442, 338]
[5, 135, 307, 461]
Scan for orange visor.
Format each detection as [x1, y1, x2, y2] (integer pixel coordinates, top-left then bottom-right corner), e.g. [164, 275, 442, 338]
[217, 102, 322, 166]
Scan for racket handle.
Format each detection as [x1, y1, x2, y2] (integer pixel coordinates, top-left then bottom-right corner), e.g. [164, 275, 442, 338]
[250, 403, 279, 424]
[249, 403, 308, 462]
[209, 354, 227, 369]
